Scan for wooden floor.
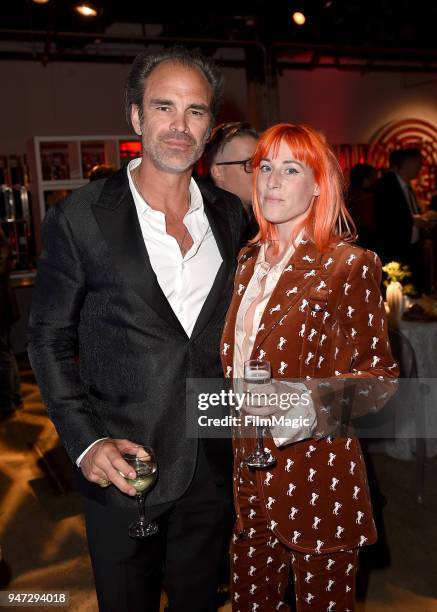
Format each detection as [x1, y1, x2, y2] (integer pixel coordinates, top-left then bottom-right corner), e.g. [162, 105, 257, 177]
[1, 362, 437, 611]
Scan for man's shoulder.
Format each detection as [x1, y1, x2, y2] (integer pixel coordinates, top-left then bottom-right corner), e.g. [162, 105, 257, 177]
[55, 168, 127, 220]
[57, 179, 106, 213]
[196, 178, 243, 210]
[196, 178, 246, 235]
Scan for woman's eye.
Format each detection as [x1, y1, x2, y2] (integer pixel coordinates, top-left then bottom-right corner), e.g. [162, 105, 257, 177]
[285, 167, 298, 175]
[260, 164, 271, 173]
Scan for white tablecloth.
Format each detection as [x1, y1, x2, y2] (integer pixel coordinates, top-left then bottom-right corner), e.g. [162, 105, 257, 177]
[370, 320, 437, 459]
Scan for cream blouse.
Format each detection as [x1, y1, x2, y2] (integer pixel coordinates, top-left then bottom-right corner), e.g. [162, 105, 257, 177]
[233, 241, 294, 379]
[232, 237, 316, 447]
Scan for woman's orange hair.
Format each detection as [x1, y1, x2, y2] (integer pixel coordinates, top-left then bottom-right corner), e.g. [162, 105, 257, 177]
[250, 123, 356, 253]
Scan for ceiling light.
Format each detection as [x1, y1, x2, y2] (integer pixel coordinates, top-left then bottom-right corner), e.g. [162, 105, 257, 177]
[75, 4, 98, 17]
[292, 11, 306, 26]
[32, 0, 50, 4]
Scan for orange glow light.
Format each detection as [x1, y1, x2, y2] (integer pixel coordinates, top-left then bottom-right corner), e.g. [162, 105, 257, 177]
[293, 11, 306, 25]
[75, 4, 98, 17]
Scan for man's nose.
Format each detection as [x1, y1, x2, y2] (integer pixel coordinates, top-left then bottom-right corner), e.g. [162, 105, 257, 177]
[170, 112, 189, 133]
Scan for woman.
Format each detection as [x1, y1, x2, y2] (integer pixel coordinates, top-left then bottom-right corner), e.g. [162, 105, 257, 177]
[221, 124, 398, 611]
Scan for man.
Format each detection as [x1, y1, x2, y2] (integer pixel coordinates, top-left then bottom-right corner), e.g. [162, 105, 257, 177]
[202, 121, 259, 240]
[28, 47, 246, 612]
[374, 148, 423, 283]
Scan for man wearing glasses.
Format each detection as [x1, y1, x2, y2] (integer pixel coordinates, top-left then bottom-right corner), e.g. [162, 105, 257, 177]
[202, 122, 259, 240]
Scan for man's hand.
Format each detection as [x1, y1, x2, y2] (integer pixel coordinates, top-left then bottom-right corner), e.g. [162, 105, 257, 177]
[79, 438, 144, 496]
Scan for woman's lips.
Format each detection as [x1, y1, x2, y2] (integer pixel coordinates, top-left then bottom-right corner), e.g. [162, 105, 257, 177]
[264, 196, 282, 203]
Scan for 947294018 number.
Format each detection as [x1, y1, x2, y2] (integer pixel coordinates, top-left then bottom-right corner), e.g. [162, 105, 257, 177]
[0, 592, 69, 606]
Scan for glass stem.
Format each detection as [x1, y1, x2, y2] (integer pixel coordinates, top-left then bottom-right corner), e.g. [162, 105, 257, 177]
[255, 425, 265, 454]
[136, 493, 146, 524]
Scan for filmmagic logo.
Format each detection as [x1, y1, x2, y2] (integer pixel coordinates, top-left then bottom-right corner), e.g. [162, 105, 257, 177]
[196, 388, 312, 429]
[197, 414, 312, 428]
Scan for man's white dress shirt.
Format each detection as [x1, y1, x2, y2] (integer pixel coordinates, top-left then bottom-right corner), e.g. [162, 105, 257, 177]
[396, 173, 419, 244]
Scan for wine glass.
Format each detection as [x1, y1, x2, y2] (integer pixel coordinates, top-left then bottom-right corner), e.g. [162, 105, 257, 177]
[122, 446, 158, 538]
[243, 359, 277, 468]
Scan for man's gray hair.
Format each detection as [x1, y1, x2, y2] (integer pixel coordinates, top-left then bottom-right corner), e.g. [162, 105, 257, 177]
[125, 46, 224, 129]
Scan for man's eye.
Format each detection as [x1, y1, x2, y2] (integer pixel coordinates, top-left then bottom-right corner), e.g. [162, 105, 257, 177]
[156, 106, 170, 111]
[190, 109, 205, 117]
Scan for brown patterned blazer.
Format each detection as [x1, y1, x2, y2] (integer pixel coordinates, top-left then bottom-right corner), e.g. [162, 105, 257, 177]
[221, 238, 398, 554]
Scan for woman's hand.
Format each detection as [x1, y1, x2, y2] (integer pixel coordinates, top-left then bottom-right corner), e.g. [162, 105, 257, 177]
[242, 381, 310, 416]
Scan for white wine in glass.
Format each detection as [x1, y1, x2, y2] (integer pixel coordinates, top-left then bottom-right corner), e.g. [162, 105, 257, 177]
[243, 360, 276, 468]
[124, 464, 157, 494]
[122, 446, 158, 538]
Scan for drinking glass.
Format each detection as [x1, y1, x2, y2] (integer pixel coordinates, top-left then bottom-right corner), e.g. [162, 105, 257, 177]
[243, 359, 276, 468]
[122, 446, 158, 538]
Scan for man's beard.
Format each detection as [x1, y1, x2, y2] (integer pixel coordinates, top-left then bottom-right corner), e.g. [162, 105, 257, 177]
[141, 125, 211, 174]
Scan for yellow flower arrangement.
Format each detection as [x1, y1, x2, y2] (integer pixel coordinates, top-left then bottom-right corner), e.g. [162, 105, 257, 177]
[382, 261, 415, 294]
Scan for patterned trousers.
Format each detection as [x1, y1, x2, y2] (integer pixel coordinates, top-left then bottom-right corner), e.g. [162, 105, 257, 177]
[231, 465, 358, 612]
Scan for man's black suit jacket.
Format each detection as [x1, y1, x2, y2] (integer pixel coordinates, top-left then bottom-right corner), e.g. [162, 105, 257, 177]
[374, 171, 413, 263]
[28, 169, 246, 508]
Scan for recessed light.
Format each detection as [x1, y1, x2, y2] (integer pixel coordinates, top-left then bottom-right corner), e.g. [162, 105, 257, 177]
[292, 11, 306, 26]
[32, 0, 50, 4]
[75, 4, 98, 17]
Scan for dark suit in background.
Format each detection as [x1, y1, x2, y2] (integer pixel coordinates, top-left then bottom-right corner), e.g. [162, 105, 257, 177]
[374, 169, 430, 294]
[374, 170, 416, 264]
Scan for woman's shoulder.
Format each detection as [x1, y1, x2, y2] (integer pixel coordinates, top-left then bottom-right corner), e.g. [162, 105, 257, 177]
[325, 240, 380, 268]
[237, 242, 261, 263]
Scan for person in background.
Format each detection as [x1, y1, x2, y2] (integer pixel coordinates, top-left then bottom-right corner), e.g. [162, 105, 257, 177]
[202, 121, 259, 240]
[28, 46, 246, 612]
[88, 163, 117, 182]
[0, 228, 21, 419]
[428, 192, 437, 212]
[348, 162, 377, 251]
[221, 123, 398, 611]
[374, 148, 424, 289]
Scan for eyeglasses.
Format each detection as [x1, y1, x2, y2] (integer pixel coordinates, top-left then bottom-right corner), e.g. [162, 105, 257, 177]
[215, 159, 253, 174]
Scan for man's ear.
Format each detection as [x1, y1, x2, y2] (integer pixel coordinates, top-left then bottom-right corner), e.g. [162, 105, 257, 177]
[131, 105, 142, 136]
[314, 184, 321, 196]
[210, 163, 224, 186]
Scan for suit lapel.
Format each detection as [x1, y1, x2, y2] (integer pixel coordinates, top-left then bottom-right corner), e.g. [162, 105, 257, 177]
[251, 240, 324, 355]
[221, 239, 325, 373]
[190, 183, 234, 341]
[221, 245, 258, 377]
[91, 169, 187, 335]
